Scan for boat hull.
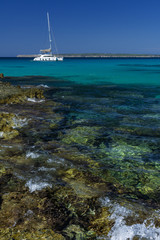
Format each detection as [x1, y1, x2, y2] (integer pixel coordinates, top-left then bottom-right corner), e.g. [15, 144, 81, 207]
[33, 55, 63, 61]
[57, 57, 63, 61]
[33, 55, 57, 61]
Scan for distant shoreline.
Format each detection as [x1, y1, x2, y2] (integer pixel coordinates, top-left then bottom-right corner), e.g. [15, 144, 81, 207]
[16, 54, 160, 58]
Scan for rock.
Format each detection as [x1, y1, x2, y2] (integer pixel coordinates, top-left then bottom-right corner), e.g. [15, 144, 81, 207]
[0, 112, 27, 140]
[0, 228, 65, 240]
[56, 146, 100, 169]
[0, 184, 65, 240]
[0, 73, 4, 79]
[63, 224, 87, 240]
[89, 207, 114, 237]
[60, 168, 107, 199]
[61, 126, 103, 147]
[0, 82, 45, 104]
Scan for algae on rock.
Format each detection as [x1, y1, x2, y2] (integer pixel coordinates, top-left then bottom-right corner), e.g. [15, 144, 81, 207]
[61, 168, 107, 199]
[61, 126, 103, 147]
[0, 82, 44, 104]
[0, 112, 27, 140]
[89, 207, 114, 237]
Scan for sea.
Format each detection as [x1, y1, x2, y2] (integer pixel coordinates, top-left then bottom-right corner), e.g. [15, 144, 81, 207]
[1, 57, 160, 239]
[2, 57, 160, 86]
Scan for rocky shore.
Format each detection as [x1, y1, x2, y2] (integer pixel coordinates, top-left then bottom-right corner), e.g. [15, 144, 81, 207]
[0, 79, 111, 239]
[0, 77, 160, 239]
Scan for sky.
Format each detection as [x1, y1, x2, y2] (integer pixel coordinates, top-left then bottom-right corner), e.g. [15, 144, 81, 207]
[1, 0, 160, 56]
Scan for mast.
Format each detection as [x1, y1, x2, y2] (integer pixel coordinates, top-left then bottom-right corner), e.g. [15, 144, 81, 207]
[47, 12, 52, 55]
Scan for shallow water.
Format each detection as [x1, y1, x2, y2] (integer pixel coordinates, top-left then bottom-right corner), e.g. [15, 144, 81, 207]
[1, 58, 160, 239]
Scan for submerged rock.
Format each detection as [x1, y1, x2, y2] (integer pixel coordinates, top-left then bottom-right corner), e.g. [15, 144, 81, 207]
[55, 145, 100, 170]
[61, 168, 107, 199]
[61, 126, 103, 147]
[96, 141, 160, 201]
[138, 173, 160, 199]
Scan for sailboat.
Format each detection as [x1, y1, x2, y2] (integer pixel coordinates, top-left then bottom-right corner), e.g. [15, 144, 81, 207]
[33, 12, 63, 61]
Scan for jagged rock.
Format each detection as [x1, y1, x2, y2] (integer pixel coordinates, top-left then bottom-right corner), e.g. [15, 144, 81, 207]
[0, 82, 44, 104]
[0, 73, 4, 79]
[0, 112, 27, 140]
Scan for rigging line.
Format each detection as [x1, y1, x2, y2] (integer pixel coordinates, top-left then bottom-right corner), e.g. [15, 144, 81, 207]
[51, 29, 59, 55]
[47, 12, 52, 54]
[47, 12, 59, 55]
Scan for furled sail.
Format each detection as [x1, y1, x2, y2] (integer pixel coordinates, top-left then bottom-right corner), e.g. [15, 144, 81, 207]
[40, 48, 51, 53]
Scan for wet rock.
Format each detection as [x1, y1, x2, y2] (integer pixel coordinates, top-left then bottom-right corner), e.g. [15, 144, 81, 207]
[63, 224, 87, 240]
[0, 112, 27, 140]
[0, 73, 4, 79]
[0, 164, 13, 194]
[0, 164, 8, 178]
[0, 82, 22, 102]
[0, 82, 44, 104]
[41, 196, 71, 231]
[39, 185, 103, 236]
[0, 228, 65, 240]
[0, 184, 65, 239]
[89, 207, 114, 237]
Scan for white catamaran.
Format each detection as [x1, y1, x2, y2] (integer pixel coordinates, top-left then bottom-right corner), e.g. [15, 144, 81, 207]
[33, 12, 63, 61]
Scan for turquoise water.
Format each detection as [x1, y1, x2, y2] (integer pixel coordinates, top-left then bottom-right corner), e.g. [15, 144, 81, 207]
[1, 57, 160, 86]
[1, 57, 160, 239]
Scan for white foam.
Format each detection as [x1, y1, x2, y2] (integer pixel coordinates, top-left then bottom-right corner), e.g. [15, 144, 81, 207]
[24, 209, 33, 217]
[1, 145, 13, 148]
[108, 220, 160, 240]
[47, 156, 65, 164]
[37, 84, 49, 88]
[27, 98, 45, 103]
[25, 179, 52, 192]
[47, 158, 54, 163]
[14, 173, 25, 180]
[38, 166, 56, 171]
[12, 117, 27, 129]
[100, 197, 160, 240]
[26, 151, 40, 159]
[0, 131, 4, 138]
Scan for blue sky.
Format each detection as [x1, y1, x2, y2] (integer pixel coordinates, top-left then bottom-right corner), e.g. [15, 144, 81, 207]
[1, 0, 160, 56]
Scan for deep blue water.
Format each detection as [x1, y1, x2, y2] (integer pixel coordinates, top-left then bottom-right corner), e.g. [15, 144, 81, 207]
[1, 57, 160, 86]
